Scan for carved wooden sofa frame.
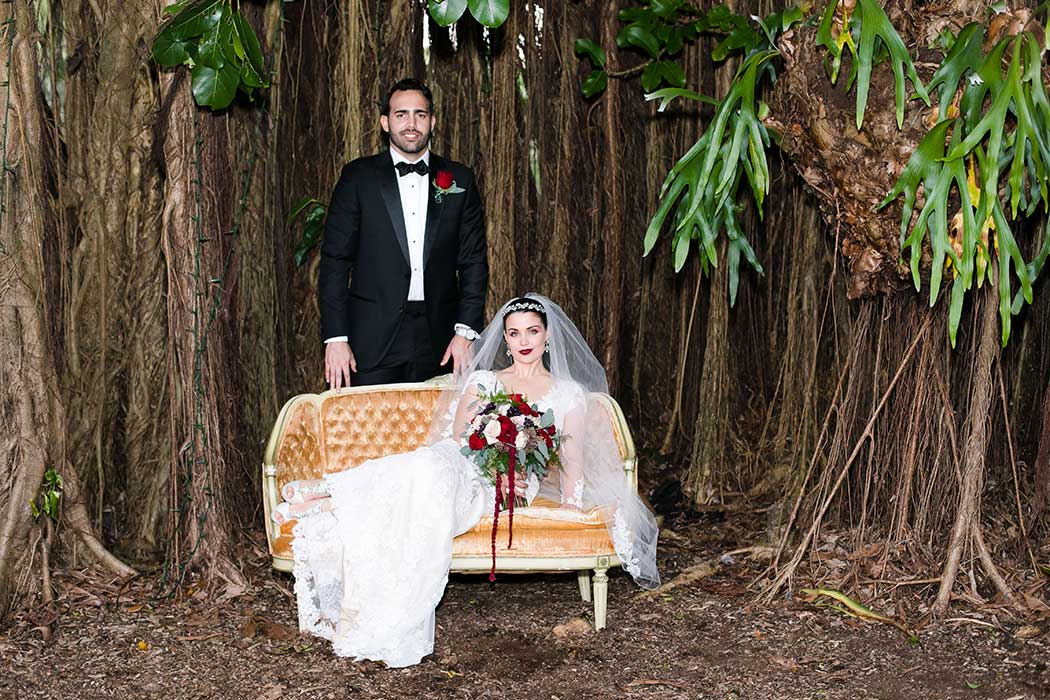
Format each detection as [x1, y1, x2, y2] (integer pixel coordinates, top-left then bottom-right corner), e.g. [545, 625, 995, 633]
[261, 382, 638, 630]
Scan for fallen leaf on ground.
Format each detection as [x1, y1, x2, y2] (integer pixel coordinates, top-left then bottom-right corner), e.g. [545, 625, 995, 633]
[240, 619, 258, 639]
[261, 622, 295, 641]
[552, 618, 592, 637]
[137, 640, 149, 651]
[1014, 625, 1042, 639]
[256, 683, 285, 700]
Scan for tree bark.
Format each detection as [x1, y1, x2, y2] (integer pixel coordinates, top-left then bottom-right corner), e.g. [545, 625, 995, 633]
[935, 285, 1000, 614]
[0, 0, 65, 616]
[160, 74, 244, 588]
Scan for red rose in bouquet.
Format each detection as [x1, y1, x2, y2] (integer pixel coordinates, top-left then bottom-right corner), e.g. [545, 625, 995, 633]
[460, 389, 564, 581]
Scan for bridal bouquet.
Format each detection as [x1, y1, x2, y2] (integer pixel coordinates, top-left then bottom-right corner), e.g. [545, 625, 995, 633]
[460, 389, 563, 580]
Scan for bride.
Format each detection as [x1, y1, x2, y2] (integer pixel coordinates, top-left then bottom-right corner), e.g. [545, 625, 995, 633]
[273, 293, 659, 667]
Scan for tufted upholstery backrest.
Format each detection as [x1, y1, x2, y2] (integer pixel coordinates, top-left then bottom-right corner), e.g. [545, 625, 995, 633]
[319, 386, 443, 472]
[265, 384, 635, 496]
[271, 397, 325, 489]
[267, 385, 444, 494]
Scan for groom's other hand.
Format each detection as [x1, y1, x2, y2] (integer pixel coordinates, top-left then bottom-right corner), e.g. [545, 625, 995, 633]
[325, 341, 356, 389]
[441, 335, 472, 378]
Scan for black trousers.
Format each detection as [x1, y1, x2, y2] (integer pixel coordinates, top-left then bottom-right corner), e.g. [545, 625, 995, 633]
[351, 301, 442, 386]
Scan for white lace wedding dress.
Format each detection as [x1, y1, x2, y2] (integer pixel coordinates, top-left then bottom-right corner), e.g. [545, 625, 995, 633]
[289, 370, 584, 667]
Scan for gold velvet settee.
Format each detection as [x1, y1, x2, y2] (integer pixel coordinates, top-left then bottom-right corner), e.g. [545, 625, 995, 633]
[261, 382, 638, 630]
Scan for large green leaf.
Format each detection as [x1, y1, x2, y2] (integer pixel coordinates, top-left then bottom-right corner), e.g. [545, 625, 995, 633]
[152, 30, 192, 67]
[467, 0, 509, 28]
[429, 0, 468, 27]
[574, 38, 606, 68]
[233, 12, 268, 88]
[195, 4, 229, 70]
[581, 70, 608, 98]
[163, 0, 223, 41]
[191, 62, 239, 110]
[620, 24, 662, 60]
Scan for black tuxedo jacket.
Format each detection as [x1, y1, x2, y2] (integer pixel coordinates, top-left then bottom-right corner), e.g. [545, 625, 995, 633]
[318, 151, 488, 371]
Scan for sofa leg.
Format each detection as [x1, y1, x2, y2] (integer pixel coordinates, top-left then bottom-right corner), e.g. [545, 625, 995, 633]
[592, 567, 608, 631]
[577, 570, 592, 602]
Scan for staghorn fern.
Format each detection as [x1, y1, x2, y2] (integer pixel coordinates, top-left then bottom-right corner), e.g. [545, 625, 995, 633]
[880, 27, 1050, 346]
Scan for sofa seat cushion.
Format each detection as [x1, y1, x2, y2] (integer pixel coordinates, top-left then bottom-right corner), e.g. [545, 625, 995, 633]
[270, 499, 613, 562]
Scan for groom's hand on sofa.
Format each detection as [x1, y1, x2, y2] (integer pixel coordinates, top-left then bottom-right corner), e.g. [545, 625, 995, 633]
[441, 335, 472, 378]
[325, 341, 356, 390]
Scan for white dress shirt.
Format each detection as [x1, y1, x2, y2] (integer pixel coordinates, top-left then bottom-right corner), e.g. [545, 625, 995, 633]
[390, 148, 430, 301]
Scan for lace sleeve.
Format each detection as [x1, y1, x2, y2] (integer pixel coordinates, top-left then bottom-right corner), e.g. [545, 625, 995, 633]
[448, 370, 494, 445]
[556, 383, 587, 509]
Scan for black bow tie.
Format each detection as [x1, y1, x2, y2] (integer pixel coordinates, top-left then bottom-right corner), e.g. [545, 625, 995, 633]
[395, 160, 429, 177]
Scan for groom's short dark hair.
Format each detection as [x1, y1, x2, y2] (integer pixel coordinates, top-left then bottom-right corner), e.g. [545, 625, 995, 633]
[381, 78, 434, 115]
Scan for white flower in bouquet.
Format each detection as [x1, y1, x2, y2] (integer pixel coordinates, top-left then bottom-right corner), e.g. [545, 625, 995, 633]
[514, 432, 528, 450]
[483, 419, 502, 445]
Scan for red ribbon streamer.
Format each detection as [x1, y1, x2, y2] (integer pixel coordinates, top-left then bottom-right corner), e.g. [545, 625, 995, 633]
[489, 473, 502, 582]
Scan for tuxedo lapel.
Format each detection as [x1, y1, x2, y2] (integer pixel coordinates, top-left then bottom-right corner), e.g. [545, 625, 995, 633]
[423, 154, 446, 269]
[377, 153, 411, 267]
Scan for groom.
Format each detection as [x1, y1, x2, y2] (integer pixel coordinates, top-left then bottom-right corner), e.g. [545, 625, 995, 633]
[319, 78, 488, 388]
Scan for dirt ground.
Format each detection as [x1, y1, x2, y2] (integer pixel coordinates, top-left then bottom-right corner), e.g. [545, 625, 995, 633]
[2, 502, 1048, 700]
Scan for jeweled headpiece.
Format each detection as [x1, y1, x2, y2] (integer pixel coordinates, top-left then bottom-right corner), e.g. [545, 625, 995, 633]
[503, 300, 546, 315]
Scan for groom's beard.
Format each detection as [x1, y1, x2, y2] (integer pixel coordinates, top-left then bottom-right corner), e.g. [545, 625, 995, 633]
[389, 129, 431, 155]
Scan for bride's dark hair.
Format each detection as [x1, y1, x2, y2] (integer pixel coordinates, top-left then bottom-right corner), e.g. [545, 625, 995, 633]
[501, 296, 548, 328]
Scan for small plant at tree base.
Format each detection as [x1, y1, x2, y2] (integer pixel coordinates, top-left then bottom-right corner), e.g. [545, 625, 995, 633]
[30, 469, 63, 521]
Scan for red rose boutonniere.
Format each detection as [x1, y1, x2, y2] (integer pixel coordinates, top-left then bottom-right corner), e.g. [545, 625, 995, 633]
[433, 169, 465, 203]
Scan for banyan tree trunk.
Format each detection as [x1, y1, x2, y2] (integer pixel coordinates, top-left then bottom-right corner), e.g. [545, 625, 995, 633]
[59, 0, 171, 558]
[160, 76, 245, 588]
[0, 0, 134, 616]
[0, 0, 64, 615]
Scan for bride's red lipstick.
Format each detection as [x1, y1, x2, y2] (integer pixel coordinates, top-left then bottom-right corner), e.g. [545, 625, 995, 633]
[519, 348, 533, 355]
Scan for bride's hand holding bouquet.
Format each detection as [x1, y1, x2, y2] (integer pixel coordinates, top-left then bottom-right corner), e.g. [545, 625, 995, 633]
[460, 388, 563, 580]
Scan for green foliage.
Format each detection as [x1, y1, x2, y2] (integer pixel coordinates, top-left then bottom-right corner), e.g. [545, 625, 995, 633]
[816, 0, 930, 129]
[576, 4, 802, 304]
[151, 0, 269, 110]
[880, 27, 1050, 346]
[642, 50, 777, 304]
[428, 0, 509, 28]
[29, 469, 63, 522]
[288, 197, 327, 267]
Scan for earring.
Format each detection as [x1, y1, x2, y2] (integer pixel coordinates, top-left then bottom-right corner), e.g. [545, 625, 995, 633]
[544, 340, 550, 353]
[505, 347, 512, 357]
